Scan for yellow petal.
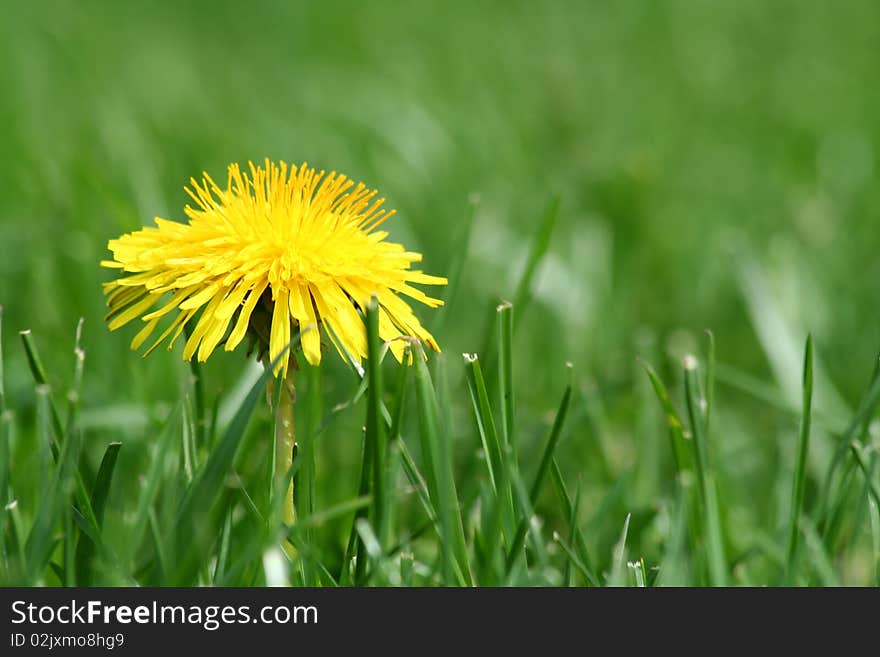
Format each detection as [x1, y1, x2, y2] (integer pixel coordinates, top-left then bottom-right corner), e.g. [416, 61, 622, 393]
[225, 281, 268, 352]
[289, 284, 321, 366]
[130, 317, 160, 350]
[107, 294, 159, 331]
[269, 287, 291, 376]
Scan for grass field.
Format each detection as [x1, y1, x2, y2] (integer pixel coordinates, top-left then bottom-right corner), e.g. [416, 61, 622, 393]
[2, 1, 880, 586]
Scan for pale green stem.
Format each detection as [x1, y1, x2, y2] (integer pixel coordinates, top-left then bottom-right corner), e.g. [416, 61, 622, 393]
[275, 370, 296, 528]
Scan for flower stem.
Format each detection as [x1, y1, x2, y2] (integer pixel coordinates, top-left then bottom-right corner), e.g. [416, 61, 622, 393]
[275, 370, 296, 528]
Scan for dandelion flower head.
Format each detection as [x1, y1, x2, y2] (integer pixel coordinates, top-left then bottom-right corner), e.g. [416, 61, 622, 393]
[102, 159, 447, 376]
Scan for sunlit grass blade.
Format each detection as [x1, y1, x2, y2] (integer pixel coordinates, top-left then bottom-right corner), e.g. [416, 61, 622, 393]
[683, 354, 728, 586]
[640, 360, 692, 476]
[704, 330, 716, 438]
[464, 353, 514, 543]
[785, 334, 813, 584]
[607, 513, 631, 587]
[629, 558, 647, 587]
[66, 319, 85, 430]
[497, 301, 516, 458]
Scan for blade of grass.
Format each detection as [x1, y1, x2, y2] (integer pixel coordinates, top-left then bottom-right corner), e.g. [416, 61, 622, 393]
[295, 362, 320, 586]
[473, 481, 505, 585]
[6, 500, 27, 583]
[656, 490, 691, 586]
[187, 357, 207, 449]
[629, 558, 647, 587]
[607, 513, 631, 587]
[396, 440, 438, 527]
[562, 480, 581, 586]
[75, 441, 121, 585]
[212, 508, 233, 584]
[413, 343, 471, 585]
[464, 353, 514, 542]
[344, 340, 389, 584]
[801, 516, 841, 586]
[65, 319, 85, 431]
[553, 530, 594, 585]
[350, 299, 388, 584]
[497, 301, 516, 459]
[818, 353, 880, 529]
[704, 330, 716, 439]
[19, 330, 101, 541]
[60, 321, 87, 584]
[683, 354, 728, 586]
[506, 375, 572, 573]
[293, 494, 373, 532]
[25, 388, 83, 583]
[503, 464, 549, 583]
[379, 343, 411, 558]
[822, 459, 857, 552]
[530, 372, 572, 504]
[127, 403, 181, 566]
[641, 358, 702, 558]
[0, 307, 8, 576]
[550, 460, 599, 585]
[365, 297, 388, 559]
[640, 360, 693, 476]
[785, 334, 813, 584]
[870, 496, 880, 586]
[850, 442, 880, 510]
[0, 306, 5, 412]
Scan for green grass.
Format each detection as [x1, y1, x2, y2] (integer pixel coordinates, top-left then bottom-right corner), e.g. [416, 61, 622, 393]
[2, 0, 880, 586]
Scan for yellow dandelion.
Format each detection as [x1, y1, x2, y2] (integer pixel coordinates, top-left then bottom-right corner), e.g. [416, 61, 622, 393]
[102, 159, 447, 376]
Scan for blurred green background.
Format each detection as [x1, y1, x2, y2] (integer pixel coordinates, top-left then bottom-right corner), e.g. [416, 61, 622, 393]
[2, 1, 879, 583]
